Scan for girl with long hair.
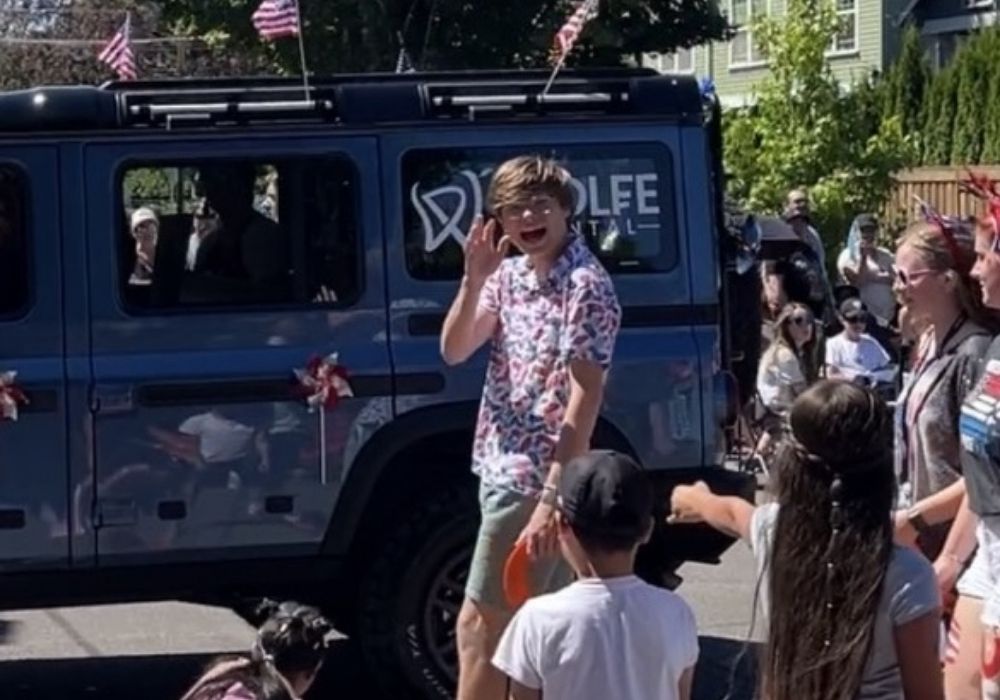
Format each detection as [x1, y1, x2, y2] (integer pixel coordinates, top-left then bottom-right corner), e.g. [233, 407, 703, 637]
[179, 600, 333, 700]
[892, 213, 998, 697]
[670, 380, 942, 700]
[755, 302, 819, 457]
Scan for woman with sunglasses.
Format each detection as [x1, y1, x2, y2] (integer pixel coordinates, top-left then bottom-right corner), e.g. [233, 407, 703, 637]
[893, 216, 997, 698]
[755, 302, 819, 454]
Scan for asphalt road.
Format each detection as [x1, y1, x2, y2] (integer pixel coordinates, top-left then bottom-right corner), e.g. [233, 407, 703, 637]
[0, 543, 761, 700]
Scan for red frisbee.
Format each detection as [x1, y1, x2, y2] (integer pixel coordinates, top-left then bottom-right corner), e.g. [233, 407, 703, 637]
[502, 538, 533, 609]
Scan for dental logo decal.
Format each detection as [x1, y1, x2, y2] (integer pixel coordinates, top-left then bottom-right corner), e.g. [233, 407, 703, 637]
[410, 159, 663, 253]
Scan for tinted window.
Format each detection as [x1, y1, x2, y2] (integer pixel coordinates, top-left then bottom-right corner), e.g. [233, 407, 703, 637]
[0, 166, 29, 316]
[402, 144, 678, 280]
[119, 157, 360, 311]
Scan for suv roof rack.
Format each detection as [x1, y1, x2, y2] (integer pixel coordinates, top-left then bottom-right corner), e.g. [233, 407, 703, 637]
[0, 69, 703, 133]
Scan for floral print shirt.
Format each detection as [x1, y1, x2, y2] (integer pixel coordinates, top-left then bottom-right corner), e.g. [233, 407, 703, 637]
[472, 233, 621, 496]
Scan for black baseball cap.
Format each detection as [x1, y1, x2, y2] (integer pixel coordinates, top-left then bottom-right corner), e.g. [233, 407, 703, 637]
[856, 213, 878, 230]
[557, 450, 653, 542]
[839, 297, 868, 321]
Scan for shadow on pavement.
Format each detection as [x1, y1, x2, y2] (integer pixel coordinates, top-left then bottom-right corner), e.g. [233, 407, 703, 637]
[0, 635, 757, 700]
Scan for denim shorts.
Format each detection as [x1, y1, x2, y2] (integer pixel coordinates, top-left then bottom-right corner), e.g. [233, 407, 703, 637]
[465, 482, 573, 611]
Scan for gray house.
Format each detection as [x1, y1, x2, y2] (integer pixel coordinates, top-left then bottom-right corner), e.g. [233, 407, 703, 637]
[643, 0, 981, 108]
[898, 0, 999, 68]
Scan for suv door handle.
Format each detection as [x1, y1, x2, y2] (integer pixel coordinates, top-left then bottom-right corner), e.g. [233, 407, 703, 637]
[91, 385, 135, 414]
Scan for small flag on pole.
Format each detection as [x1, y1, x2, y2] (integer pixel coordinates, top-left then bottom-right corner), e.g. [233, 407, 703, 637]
[395, 47, 415, 73]
[98, 13, 137, 81]
[551, 0, 599, 65]
[253, 0, 300, 41]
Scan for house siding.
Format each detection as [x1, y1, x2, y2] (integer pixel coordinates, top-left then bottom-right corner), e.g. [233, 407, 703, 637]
[644, 1, 893, 107]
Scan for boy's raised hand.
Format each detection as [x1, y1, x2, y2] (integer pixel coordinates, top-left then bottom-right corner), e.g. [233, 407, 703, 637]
[463, 215, 511, 285]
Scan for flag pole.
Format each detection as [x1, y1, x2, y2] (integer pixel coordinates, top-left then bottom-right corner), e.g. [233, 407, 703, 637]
[541, 52, 568, 97]
[293, 0, 311, 99]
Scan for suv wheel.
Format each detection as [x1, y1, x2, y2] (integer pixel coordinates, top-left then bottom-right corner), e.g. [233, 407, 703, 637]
[357, 483, 479, 699]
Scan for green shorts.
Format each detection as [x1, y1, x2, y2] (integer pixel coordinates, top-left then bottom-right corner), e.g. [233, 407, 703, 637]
[465, 482, 573, 611]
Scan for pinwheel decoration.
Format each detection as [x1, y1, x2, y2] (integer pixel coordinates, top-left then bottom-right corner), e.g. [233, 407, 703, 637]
[0, 371, 28, 422]
[295, 353, 353, 411]
[294, 354, 353, 485]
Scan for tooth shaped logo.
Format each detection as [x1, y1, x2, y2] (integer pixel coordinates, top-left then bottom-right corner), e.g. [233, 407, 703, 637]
[411, 168, 493, 253]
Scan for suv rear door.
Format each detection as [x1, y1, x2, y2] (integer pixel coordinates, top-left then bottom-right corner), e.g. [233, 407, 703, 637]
[0, 146, 71, 571]
[82, 135, 389, 566]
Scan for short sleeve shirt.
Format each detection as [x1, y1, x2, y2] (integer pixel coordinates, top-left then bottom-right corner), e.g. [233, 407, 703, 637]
[750, 504, 939, 700]
[473, 233, 621, 496]
[492, 576, 698, 700]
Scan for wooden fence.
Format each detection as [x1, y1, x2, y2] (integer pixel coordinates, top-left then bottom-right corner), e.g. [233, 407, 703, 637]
[885, 166, 1000, 229]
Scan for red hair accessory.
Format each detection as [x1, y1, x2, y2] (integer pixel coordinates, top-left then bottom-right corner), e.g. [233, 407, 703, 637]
[913, 195, 971, 265]
[961, 170, 1000, 252]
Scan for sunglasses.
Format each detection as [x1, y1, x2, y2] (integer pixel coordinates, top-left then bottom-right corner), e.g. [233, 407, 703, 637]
[844, 315, 867, 325]
[790, 315, 813, 326]
[500, 197, 557, 222]
[895, 268, 936, 286]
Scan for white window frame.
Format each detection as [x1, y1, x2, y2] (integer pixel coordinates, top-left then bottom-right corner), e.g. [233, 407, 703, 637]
[652, 46, 697, 74]
[827, 0, 859, 57]
[728, 0, 771, 70]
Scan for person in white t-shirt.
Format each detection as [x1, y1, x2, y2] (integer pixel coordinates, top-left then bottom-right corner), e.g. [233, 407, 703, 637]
[825, 298, 894, 385]
[837, 213, 896, 325]
[492, 450, 698, 700]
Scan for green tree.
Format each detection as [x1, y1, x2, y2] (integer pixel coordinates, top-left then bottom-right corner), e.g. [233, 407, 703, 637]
[723, 0, 915, 264]
[981, 30, 1000, 163]
[923, 63, 957, 165]
[882, 23, 930, 140]
[951, 36, 989, 164]
[158, 0, 730, 74]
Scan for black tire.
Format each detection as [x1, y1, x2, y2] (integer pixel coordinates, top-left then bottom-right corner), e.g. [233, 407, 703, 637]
[357, 483, 479, 700]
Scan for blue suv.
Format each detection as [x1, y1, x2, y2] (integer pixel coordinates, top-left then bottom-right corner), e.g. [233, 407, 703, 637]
[0, 69, 756, 699]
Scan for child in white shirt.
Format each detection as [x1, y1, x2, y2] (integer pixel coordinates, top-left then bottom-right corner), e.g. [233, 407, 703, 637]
[492, 450, 699, 700]
[825, 298, 894, 384]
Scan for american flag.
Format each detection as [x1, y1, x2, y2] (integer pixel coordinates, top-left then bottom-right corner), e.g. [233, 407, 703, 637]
[252, 0, 300, 41]
[552, 0, 599, 63]
[98, 14, 137, 81]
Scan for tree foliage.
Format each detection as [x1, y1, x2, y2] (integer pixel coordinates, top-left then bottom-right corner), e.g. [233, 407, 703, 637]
[158, 0, 730, 74]
[723, 0, 916, 260]
[882, 23, 929, 140]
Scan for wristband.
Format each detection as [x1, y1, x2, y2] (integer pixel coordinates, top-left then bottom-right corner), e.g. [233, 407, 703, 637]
[907, 509, 931, 536]
[539, 484, 558, 507]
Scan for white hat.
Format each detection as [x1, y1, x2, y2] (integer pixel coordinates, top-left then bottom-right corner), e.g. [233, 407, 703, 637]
[130, 207, 158, 231]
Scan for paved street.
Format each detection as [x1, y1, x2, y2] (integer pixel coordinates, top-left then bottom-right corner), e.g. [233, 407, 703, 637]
[0, 543, 759, 699]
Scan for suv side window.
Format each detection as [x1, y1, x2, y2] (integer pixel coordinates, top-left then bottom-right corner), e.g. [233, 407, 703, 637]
[402, 144, 678, 280]
[119, 157, 360, 311]
[0, 165, 30, 316]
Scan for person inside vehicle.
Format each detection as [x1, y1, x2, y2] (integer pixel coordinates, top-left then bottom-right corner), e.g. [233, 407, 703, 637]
[196, 163, 289, 295]
[128, 206, 159, 286]
[492, 450, 698, 700]
[837, 213, 896, 328]
[825, 298, 894, 387]
[670, 380, 943, 700]
[186, 199, 222, 273]
[179, 599, 332, 700]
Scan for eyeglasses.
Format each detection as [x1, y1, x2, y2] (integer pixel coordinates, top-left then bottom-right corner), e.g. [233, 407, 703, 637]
[895, 268, 936, 286]
[790, 315, 813, 326]
[500, 197, 556, 222]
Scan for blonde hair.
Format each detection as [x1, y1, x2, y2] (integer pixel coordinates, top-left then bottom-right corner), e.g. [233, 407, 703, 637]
[487, 155, 574, 214]
[897, 220, 999, 332]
